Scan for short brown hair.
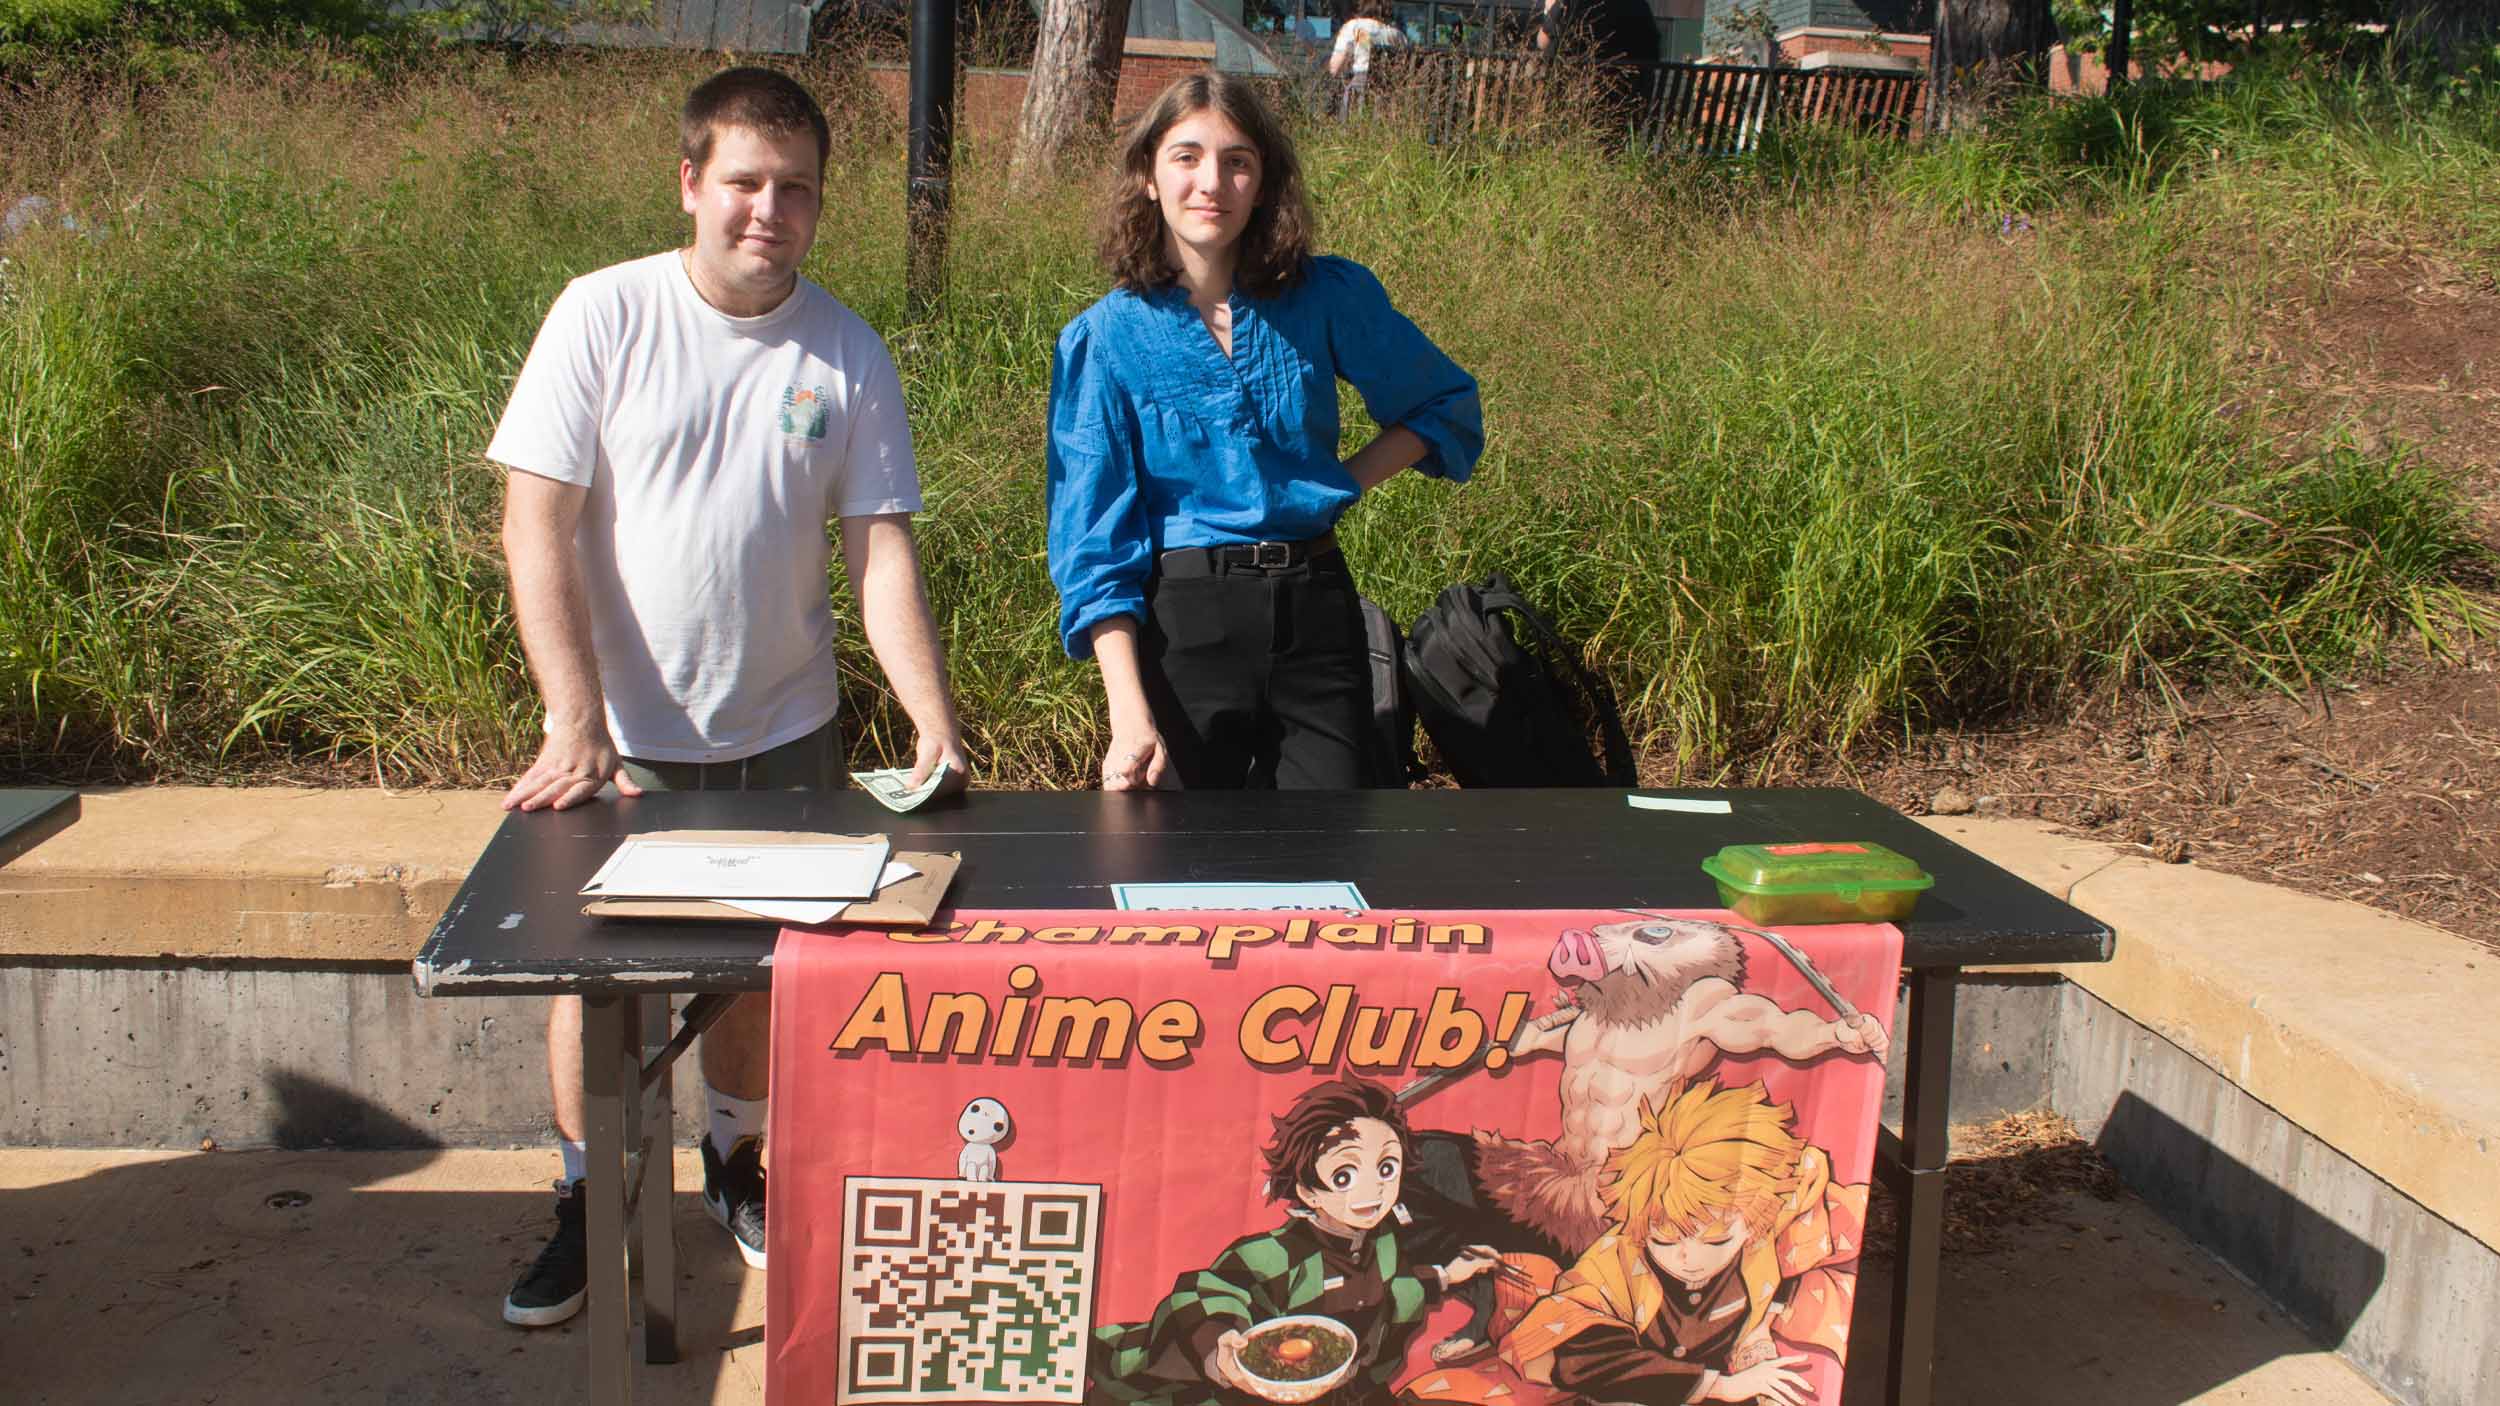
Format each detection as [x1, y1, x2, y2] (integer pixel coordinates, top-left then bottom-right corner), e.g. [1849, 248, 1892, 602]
[1100, 74, 1314, 298]
[1262, 1076, 1411, 1203]
[683, 67, 831, 175]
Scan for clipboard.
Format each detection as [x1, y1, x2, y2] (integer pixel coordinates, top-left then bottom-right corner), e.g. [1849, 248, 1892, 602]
[578, 829, 960, 927]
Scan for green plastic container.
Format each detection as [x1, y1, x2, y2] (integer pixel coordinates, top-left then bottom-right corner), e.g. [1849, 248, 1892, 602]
[1701, 841, 1935, 925]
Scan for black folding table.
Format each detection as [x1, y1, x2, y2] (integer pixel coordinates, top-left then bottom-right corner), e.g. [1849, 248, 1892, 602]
[0, 788, 79, 869]
[414, 787, 2110, 1406]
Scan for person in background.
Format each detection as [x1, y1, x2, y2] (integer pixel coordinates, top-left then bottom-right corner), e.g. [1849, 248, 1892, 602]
[487, 65, 969, 1327]
[1534, 0, 1660, 67]
[1534, 0, 1661, 136]
[1045, 72, 1481, 793]
[1328, 0, 1409, 115]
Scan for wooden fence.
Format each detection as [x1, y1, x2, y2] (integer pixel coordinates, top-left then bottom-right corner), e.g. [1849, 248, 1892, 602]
[1372, 54, 1926, 154]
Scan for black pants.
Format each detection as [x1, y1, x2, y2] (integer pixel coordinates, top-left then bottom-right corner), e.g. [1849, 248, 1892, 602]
[1140, 551, 1369, 790]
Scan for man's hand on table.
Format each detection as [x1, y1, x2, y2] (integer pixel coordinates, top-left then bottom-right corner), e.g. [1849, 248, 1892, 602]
[503, 724, 640, 812]
[909, 729, 975, 798]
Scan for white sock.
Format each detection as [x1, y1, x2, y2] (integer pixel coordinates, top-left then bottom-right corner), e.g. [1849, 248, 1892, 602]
[707, 1091, 766, 1157]
[558, 1138, 587, 1186]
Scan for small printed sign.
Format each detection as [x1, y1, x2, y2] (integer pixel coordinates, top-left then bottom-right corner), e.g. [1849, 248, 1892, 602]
[1110, 881, 1370, 911]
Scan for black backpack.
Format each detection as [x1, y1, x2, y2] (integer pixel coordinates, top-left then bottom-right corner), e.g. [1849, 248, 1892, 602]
[1359, 596, 1423, 788]
[1401, 574, 1636, 788]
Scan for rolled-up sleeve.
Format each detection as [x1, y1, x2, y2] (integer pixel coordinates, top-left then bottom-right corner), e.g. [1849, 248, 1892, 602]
[1045, 317, 1152, 659]
[1320, 256, 1484, 483]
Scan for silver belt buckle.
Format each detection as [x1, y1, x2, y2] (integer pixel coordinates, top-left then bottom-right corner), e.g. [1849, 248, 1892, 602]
[1250, 541, 1293, 569]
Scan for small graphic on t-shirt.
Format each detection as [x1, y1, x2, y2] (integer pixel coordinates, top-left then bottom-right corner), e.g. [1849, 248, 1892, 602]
[781, 384, 830, 441]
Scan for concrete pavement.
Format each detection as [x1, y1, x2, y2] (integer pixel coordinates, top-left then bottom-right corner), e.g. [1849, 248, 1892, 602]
[1, 1143, 2390, 1406]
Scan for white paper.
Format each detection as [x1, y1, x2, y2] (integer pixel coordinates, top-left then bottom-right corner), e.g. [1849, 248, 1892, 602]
[719, 899, 854, 924]
[1626, 796, 1733, 814]
[1112, 881, 1370, 911]
[709, 861, 921, 926]
[580, 836, 892, 900]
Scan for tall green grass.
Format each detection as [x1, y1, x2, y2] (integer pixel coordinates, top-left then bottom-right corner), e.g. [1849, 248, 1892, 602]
[1877, 55, 2500, 274]
[0, 45, 2486, 786]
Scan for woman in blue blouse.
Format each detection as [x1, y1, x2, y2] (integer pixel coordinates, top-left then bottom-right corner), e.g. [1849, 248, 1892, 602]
[1046, 73, 1483, 791]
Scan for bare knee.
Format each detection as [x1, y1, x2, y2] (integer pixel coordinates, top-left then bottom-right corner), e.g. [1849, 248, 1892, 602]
[700, 993, 769, 1100]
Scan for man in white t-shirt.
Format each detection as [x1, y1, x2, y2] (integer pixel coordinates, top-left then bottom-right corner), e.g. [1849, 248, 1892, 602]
[488, 66, 971, 1328]
[1328, 1, 1408, 113]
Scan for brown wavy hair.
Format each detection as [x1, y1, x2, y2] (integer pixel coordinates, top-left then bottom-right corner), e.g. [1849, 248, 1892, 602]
[1099, 74, 1314, 298]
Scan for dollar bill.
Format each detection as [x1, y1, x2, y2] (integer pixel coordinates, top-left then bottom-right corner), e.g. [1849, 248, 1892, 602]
[851, 761, 955, 813]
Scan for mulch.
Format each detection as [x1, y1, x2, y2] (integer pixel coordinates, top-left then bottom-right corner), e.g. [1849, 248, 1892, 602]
[1840, 643, 2500, 956]
[1860, 1111, 2131, 1265]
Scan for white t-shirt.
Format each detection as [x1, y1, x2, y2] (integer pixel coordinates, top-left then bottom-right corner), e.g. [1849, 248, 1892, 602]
[487, 252, 921, 763]
[1332, 16, 1405, 75]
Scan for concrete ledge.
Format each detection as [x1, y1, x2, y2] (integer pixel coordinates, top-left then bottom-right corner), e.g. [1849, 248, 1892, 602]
[0, 787, 502, 963]
[0, 964, 712, 1148]
[7, 798, 2493, 1261]
[9, 794, 2492, 1248]
[1924, 816, 2500, 1260]
[0, 952, 2057, 1152]
[2056, 981, 2496, 1406]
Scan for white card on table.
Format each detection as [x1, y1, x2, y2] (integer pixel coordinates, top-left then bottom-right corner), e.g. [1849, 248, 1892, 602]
[580, 836, 892, 901]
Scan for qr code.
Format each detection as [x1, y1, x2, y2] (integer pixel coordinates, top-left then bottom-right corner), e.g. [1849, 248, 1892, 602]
[840, 1177, 1102, 1404]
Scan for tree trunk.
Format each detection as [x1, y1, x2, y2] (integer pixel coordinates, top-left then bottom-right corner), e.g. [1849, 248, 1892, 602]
[1926, 0, 2055, 132]
[1010, 0, 1136, 190]
[2104, 0, 2132, 91]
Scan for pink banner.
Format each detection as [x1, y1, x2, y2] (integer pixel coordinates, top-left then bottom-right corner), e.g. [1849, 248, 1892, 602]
[767, 909, 1900, 1406]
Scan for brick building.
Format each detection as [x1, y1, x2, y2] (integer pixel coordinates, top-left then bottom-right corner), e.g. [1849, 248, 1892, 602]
[1700, 0, 1929, 68]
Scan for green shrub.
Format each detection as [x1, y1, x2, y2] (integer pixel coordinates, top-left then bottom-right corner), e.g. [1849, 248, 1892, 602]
[1, 0, 395, 47]
[0, 0, 119, 45]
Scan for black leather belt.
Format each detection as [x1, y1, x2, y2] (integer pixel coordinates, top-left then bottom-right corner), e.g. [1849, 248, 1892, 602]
[1155, 530, 1339, 577]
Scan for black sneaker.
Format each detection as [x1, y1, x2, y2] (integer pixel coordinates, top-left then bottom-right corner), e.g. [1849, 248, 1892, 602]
[703, 1136, 767, 1270]
[503, 1179, 588, 1327]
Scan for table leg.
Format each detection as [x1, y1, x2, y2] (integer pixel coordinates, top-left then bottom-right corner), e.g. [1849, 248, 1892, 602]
[1886, 968, 1957, 1406]
[583, 993, 638, 1406]
[640, 998, 680, 1364]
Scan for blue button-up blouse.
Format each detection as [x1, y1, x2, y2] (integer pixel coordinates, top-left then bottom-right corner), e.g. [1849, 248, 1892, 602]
[1045, 255, 1484, 659]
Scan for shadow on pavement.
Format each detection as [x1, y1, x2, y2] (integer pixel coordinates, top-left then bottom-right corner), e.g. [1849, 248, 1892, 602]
[2098, 1090, 2388, 1353]
[1843, 1110, 2387, 1404]
[1, 1070, 762, 1406]
[4, 1078, 2389, 1406]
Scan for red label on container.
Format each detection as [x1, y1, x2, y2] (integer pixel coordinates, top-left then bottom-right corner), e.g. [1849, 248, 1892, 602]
[1765, 842, 1870, 855]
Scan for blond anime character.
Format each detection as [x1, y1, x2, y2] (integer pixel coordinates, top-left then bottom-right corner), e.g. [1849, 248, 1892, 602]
[1404, 1082, 1865, 1406]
